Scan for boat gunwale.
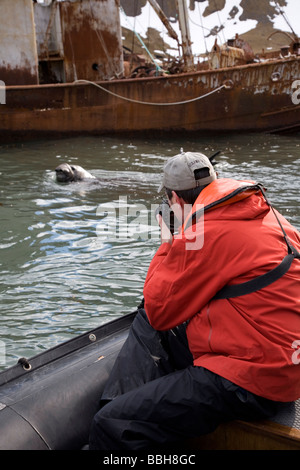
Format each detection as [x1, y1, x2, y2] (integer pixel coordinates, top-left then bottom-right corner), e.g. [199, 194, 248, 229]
[235, 419, 300, 443]
[3, 55, 300, 91]
[0, 311, 137, 386]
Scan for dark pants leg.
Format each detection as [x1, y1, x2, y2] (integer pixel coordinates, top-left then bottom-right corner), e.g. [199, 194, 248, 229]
[89, 309, 279, 450]
[99, 309, 193, 406]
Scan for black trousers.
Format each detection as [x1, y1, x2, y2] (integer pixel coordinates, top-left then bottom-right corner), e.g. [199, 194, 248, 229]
[89, 309, 279, 450]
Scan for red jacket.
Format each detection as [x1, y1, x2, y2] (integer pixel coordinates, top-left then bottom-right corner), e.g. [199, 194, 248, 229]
[144, 178, 300, 402]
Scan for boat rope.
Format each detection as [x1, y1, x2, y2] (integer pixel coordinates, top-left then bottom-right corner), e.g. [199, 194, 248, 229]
[120, 6, 165, 74]
[274, 1, 297, 38]
[213, 0, 227, 44]
[74, 79, 226, 106]
[195, 2, 209, 55]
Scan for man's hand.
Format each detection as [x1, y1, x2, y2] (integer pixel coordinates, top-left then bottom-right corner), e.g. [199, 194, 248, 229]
[156, 213, 173, 245]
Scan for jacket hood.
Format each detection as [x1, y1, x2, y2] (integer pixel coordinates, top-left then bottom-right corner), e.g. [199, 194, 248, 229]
[183, 178, 270, 231]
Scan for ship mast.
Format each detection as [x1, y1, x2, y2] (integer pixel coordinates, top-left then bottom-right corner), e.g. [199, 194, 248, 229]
[176, 0, 194, 70]
[147, 0, 179, 44]
[147, 0, 194, 71]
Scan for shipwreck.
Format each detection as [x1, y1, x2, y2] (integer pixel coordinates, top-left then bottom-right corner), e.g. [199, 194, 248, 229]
[0, 0, 300, 143]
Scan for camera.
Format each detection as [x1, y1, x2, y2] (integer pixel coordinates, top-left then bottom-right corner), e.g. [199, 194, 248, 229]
[155, 199, 175, 235]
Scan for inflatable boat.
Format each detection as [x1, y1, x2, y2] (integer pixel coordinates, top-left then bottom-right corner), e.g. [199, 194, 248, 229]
[0, 311, 136, 450]
[0, 310, 299, 451]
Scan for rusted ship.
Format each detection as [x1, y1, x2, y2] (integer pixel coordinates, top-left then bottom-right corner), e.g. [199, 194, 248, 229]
[0, 0, 300, 144]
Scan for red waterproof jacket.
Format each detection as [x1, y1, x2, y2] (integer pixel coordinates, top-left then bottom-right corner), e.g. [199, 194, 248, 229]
[144, 178, 300, 402]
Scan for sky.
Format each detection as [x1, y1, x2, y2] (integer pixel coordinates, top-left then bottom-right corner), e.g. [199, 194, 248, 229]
[120, 0, 300, 56]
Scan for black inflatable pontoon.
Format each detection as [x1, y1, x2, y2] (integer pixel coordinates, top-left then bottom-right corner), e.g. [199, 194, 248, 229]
[0, 311, 136, 450]
[1, 308, 300, 451]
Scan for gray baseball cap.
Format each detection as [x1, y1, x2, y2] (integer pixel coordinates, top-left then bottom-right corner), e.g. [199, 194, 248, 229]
[158, 151, 217, 192]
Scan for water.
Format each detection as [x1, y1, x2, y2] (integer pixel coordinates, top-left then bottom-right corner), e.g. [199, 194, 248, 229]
[0, 133, 299, 369]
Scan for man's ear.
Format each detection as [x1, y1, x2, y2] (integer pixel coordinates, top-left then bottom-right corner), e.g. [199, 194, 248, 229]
[172, 191, 185, 209]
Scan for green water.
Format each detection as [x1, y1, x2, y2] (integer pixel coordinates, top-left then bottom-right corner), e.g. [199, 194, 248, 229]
[0, 133, 299, 368]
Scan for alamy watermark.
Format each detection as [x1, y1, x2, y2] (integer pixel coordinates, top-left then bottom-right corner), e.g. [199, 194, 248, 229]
[292, 340, 300, 365]
[0, 80, 5, 104]
[291, 80, 300, 105]
[96, 196, 204, 251]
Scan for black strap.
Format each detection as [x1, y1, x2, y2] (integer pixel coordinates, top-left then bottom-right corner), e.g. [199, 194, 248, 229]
[212, 183, 300, 300]
[213, 253, 296, 300]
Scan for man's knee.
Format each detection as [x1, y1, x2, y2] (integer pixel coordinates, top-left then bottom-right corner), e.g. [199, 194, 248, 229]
[89, 405, 113, 449]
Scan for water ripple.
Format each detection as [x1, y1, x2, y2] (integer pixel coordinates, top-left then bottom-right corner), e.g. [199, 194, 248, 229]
[0, 134, 299, 368]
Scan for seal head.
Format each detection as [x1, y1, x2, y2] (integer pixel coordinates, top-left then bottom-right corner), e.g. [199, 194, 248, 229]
[55, 163, 95, 183]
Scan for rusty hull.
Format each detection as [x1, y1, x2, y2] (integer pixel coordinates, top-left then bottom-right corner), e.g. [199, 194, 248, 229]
[0, 0, 39, 86]
[1, 56, 300, 142]
[1, 0, 123, 87]
[59, 0, 123, 82]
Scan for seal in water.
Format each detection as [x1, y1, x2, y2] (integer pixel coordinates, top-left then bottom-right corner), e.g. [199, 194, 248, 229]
[55, 163, 96, 183]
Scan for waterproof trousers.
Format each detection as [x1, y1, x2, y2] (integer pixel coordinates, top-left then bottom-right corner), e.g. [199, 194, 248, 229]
[89, 309, 279, 450]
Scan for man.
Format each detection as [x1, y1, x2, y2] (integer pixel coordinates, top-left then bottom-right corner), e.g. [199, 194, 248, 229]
[89, 151, 300, 450]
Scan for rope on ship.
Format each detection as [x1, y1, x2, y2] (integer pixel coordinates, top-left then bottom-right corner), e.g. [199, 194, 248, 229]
[120, 6, 165, 75]
[73, 79, 227, 106]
